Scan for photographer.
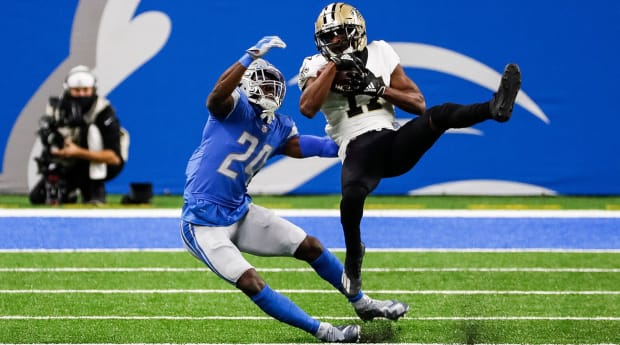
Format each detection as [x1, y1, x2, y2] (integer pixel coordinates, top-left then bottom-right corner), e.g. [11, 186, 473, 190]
[29, 65, 125, 205]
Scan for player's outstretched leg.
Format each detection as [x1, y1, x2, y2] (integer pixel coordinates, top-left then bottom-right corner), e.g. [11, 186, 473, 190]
[490, 63, 522, 122]
[315, 322, 361, 343]
[352, 294, 409, 321]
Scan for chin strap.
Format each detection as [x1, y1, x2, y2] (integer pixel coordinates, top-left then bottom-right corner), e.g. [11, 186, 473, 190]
[260, 110, 275, 124]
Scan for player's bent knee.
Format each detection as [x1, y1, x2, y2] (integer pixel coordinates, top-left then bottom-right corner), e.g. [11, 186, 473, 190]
[236, 268, 265, 296]
[343, 182, 370, 195]
[294, 235, 324, 262]
[341, 184, 369, 205]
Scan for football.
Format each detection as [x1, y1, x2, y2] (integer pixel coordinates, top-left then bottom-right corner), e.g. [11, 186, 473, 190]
[331, 70, 364, 94]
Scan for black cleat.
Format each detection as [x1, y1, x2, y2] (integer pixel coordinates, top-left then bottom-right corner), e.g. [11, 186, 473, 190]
[490, 63, 521, 122]
[342, 242, 365, 297]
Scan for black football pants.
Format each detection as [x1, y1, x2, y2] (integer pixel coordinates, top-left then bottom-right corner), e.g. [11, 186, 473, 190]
[339, 101, 492, 264]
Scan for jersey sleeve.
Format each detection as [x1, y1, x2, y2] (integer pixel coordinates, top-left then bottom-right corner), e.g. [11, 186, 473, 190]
[365, 40, 401, 87]
[375, 40, 400, 74]
[271, 114, 299, 156]
[95, 106, 122, 158]
[298, 54, 328, 90]
[277, 114, 299, 141]
[218, 88, 255, 123]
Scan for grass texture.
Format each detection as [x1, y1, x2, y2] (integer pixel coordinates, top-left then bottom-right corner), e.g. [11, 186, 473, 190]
[1, 194, 620, 209]
[1, 251, 619, 343]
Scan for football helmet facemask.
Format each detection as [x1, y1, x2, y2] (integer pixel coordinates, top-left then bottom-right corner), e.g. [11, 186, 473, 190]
[240, 59, 286, 112]
[314, 2, 367, 58]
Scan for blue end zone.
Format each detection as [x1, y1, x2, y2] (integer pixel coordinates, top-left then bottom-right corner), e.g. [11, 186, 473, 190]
[0, 215, 619, 250]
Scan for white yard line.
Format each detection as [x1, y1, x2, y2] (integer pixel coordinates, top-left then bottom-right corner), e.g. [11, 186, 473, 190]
[1, 343, 618, 345]
[1, 315, 619, 321]
[1, 267, 619, 273]
[1, 208, 620, 218]
[1, 289, 619, 295]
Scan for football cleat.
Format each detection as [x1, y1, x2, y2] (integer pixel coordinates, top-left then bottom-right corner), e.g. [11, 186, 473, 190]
[342, 242, 365, 296]
[490, 63, 521, 122]
[353, 295, 409, 321]
[315, 322, 361, 343]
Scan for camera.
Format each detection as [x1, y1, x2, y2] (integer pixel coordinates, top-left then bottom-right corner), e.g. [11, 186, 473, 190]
[32, 96, 85, 204]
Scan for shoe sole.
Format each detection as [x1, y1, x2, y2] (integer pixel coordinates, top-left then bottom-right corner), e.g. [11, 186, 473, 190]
[493, 63, 522, 122]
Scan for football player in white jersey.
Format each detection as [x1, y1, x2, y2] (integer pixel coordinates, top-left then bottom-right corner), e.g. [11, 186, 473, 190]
[181, 36, 409, 343]
[298, 2, 521, 297]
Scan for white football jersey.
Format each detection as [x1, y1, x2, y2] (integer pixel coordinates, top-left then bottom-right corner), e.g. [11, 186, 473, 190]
[299, 40, 401, 158]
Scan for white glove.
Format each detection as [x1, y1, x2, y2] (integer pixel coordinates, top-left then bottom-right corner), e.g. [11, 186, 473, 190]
[246, 36, 286, 58]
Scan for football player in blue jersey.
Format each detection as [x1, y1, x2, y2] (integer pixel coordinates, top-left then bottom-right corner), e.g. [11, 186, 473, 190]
[299, 3, 521, 297]
[180, 36, 408, 343]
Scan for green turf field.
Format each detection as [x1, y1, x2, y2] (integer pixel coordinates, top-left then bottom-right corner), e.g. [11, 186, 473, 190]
[1, 194, 619, 343]
[1, 250, 619, 343]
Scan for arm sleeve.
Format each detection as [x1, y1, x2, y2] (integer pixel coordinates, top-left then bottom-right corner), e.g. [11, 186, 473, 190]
[96, 106, 122, 156]
[298, 135, 339, 158]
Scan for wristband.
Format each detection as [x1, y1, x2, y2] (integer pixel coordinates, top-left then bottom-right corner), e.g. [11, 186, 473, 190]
[238, 53, 254, 68]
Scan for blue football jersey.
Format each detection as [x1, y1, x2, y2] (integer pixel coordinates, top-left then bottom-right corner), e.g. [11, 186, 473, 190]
[182, 89, 298, 226]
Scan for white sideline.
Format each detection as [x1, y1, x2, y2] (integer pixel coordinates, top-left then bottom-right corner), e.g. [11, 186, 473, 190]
[3, 248, 620, 253]
[1, 208, 620, 218]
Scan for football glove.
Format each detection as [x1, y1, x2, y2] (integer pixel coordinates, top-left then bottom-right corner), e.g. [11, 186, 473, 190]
[351, 69, 386, 97]
[246, 36, 287, 58]
[331, 70, 367, 95]
[329, 53, 365, 73]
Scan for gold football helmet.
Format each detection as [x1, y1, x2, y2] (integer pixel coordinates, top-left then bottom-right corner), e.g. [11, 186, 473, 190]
[314, 2, 367, 57]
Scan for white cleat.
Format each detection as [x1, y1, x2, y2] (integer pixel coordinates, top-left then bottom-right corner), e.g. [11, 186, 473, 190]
[353, 295, 409, 321]
[315, 322, 361, 343]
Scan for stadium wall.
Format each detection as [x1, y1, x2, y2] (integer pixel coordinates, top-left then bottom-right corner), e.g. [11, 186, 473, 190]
[1, 0, 619, 195]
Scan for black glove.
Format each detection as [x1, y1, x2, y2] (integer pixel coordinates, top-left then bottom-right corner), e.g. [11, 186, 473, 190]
[331, 70, 367, 95]
[329, 53, 365, 73]
[361, 72, 386, 97]
[347, 69, 386, 97]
